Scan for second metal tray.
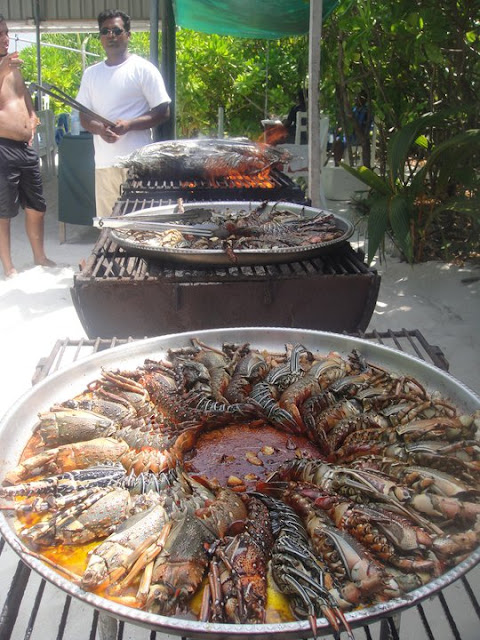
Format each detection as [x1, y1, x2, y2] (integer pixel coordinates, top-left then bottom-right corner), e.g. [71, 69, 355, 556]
[109, 201, 354, 265]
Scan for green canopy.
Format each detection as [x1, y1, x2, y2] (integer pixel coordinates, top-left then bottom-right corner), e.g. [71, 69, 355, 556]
[172, 0, 340, 39]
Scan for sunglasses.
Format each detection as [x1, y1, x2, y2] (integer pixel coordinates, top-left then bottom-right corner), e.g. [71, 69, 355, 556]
[100, 27, 125, 36]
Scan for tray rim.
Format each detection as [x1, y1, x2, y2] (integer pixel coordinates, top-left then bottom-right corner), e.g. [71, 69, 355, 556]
[1, 327, 479, 639]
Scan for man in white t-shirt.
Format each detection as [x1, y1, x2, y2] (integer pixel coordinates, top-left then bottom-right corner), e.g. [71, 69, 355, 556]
[76, 9, 171, 217]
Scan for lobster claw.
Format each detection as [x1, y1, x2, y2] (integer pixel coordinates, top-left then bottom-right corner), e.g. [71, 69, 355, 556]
[286, 569, 355, 640]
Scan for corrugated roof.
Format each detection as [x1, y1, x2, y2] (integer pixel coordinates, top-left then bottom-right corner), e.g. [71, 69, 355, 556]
[0, 0, 337, 39]
[0, 1, 153, 33]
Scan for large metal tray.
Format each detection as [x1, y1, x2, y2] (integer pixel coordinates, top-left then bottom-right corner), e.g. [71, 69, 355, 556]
[0, 328, 479, 640]
[108, 201, 354, 265]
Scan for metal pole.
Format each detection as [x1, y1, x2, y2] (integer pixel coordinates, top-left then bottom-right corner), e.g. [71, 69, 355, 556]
[15, 36, 100, 59]
[32, 0, 42, 108]
[308, 0, 323, 208]
[217, 106, 224, 137]
[264, 41, 269, 119]
[160, 0, 176, 140]
[150, 0, 159, 66]
[81, 37, 89, 73]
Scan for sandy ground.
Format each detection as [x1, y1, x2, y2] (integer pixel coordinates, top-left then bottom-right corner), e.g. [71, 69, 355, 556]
[331, 199, 480, 395]
[0, 169, 479, 639]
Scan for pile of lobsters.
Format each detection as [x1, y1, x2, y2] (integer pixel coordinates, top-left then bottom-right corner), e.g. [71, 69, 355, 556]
[1, 338, 479, 639]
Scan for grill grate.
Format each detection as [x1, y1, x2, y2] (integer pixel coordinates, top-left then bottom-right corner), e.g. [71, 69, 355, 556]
[1, 331, 479, 639]
[117, 167, 307, 208]
[72, 235, 381, 338]
[78, 232, 373, 282]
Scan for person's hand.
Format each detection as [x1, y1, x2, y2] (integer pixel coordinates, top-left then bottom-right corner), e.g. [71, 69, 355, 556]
[9, 52, 24, 68]
[0, 52, 23, 72]
[112, 119, 131, 135]
[99, 125, 120, 143]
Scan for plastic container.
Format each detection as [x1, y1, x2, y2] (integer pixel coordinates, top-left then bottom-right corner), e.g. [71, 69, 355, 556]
[70, 109, 80, 136]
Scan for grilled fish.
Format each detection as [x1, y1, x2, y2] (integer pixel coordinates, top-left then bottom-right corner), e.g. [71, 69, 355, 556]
[116, 138, 290, 180]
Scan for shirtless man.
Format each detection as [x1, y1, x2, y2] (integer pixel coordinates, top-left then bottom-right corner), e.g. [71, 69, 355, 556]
[0, 15, 55, 278]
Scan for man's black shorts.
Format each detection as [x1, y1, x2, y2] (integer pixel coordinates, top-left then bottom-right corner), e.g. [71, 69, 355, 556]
[0, 137, 46, 219]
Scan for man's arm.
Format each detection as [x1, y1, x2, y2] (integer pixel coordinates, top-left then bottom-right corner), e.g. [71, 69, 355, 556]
[111, 102, 170, 135]
[24, 85, 38, 122]
[21, 71, 41, 144]
[79, 112, 119, 144]
[79, 103, 170, 143]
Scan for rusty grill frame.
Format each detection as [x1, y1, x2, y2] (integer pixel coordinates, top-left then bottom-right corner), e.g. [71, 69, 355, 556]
[72, 231, 381, 339]
[1, 329, 478, 640]
[72, 170, 380, 339]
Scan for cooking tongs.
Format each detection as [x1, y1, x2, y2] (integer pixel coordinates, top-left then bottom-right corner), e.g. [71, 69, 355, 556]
[30, 82, 116, 128]
[93, 211, 215, 237]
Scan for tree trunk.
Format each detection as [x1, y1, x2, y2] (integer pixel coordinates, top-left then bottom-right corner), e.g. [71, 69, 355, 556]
[335, 32, 354, 166]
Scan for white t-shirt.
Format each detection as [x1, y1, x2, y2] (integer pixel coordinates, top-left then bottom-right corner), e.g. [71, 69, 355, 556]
[76, 54, 171, 168]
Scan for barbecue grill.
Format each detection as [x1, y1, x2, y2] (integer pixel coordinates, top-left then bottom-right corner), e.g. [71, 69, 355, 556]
[72, 170, 379, 338]
[1, 330, 478, 640]
[72, 230, 379, 338]
[116, 167, 307, 208]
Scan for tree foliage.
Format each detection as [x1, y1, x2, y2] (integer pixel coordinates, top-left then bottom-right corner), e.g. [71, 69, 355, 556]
[21, 33, 104, 105]
[18, 29, 308, 141]
[175, 29, 308, 138]
[320, 0, 479, 167]
[18, 0, 478, 149]
[343, 115, 480, 264]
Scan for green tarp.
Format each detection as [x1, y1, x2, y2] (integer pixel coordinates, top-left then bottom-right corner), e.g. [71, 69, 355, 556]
[58, 133, 96, 226]
[172, 0, 340, 39]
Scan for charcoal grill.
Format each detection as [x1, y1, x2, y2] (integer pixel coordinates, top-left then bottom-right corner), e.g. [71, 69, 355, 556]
[72, 231, 379, 338]
[115, 167, 307, 210]
[1, 330, 478, 640]
[72, 169, 380, 338]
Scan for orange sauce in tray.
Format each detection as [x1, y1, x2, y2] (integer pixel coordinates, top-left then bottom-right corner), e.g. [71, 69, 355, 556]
[184, 421, 325, 491]
[18, 530, 150, 609]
